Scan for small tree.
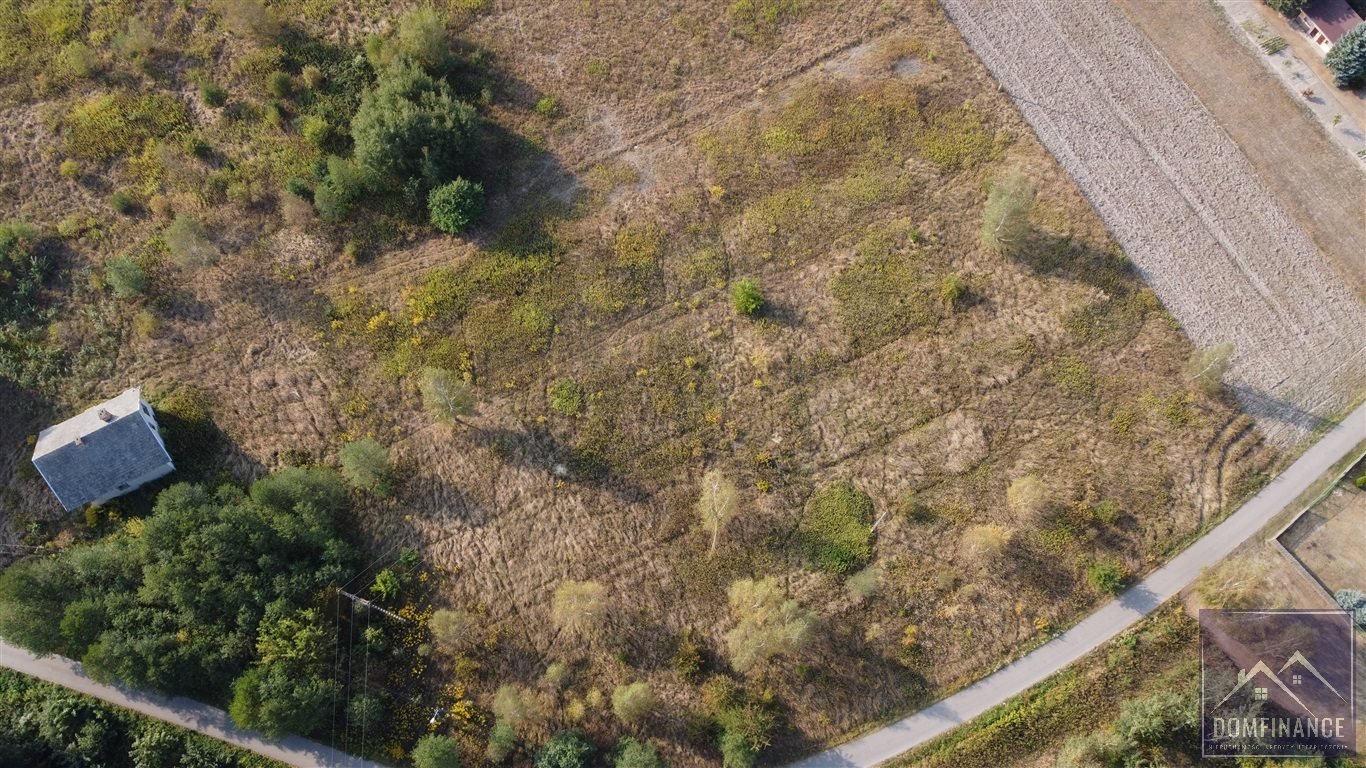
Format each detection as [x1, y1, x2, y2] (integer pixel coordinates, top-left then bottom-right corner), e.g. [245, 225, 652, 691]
[338, 438, 392, 494]
[1006, 474, 1048, 525]
[536, 729, 594, 768]
[1187, 342, 1234, 396]
[266, 70, 292, 99]
[552, 580, 607, 640]
[351, 59, 478, 189]
[1326, 23, 1366, 88]
[1334, 588, 1366, 628]
[487, 720, 517, 763]
[697, 469, 739, 555]
[980, 173, 1035, 253]
[430, 608, 480, 652]
[105, 256, 148, 298]
[610, 682, 657, 723]
[412, 734, 461, 768]
[313, 156, 369, 222]
[724, 577, 816, 674]
[163, 215, 217, 270]
[428, 178, 485, 234]
[961, 523, 1010, 562]
[393, 6, 449, 70]
[373, 568, 402, 602]
[730, 278, 764, 316]
[419, 367, 476, 426]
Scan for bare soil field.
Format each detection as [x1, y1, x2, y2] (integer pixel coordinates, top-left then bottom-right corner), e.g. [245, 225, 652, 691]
[941, 0, 1366, 448]
[1116, 0, 1366, 298]
[1284, 481, 1366, 594]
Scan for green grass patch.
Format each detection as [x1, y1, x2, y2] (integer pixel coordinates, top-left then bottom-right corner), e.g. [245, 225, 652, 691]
[64, 92, 191, 160]
[829, 220, 937, 349]
[798, 481, 874, 573]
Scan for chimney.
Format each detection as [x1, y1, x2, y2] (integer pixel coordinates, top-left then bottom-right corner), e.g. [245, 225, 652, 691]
[97, 408, 113, 422]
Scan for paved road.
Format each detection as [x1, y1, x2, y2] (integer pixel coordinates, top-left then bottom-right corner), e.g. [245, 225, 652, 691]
[0, 639, 384, 768]
[792, 401, 1366, 768]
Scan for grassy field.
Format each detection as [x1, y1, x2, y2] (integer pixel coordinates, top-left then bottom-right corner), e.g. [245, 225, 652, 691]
[0, 0, 1280, 764]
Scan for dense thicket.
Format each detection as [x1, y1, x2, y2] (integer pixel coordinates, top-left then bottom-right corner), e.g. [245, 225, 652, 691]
[0, 469, 354, 732]
[0, 669, 275, 768]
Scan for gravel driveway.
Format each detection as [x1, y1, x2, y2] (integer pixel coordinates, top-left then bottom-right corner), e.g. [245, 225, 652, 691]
[941, 0, 1365, 446]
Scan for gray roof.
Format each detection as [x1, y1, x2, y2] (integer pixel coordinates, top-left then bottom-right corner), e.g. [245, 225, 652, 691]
[31, 387, 175, 511]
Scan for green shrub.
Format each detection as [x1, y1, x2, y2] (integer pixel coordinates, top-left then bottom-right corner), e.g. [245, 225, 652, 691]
[266, 70, 293, 98]
[798, 481, 874, 573]
[536, 729, 594, 768]
[548, 378, 585, 417]
[730, 277, 764, 316]
[428, 178, 485, 233]
[24, 0, 85, 44]
[285, 177, 313, 201]
[412, 733, 461, 768]
[299, 115, 330, 147]
[487, 720, 516, 763]
[1334, 588, 1366, 628]
[939, 272, 967, 308]
[1086, 560, 1128, 595]
[614, 738, 662, 768]
[351, 59, 478, 189]
[58, 159, 81, 178]
[110, 190, 136, 215]
[199, 82, 228, 108]
[420, 367, 476, 425]
[56, 41, 98, 79]
[162, 215, 217, 270]
[1326, 22, 1366, 88]
[338, 438, 392, 494]
[300, 65, 324, 89]
[535, 95, 558, 116]
[313, 156, 369, 222]
[104, 256, 148, 298]
[610, 682, 657, 723]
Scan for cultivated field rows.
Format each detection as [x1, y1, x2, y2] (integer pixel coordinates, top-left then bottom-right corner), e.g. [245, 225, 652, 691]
[941, 0, 1366, 446]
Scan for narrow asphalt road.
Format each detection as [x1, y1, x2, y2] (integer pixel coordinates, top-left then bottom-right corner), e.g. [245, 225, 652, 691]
[0, 639, 384, 768]
[792, 401, 1366, 768]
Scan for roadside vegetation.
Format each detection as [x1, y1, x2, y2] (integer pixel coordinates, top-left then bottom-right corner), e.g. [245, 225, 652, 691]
[0, 1, 1278, 765]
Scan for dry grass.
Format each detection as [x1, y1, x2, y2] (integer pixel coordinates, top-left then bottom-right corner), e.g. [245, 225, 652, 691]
[0, 0, 1282, 764]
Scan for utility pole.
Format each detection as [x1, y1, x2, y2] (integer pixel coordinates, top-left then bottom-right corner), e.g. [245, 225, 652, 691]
[335, 588, 410, 624]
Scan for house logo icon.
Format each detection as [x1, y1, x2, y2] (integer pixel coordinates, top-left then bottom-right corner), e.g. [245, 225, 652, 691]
[1201, 610, 1356, 757]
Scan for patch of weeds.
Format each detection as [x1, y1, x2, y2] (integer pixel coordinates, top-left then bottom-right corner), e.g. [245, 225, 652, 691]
[829, 219, 936, 348]
[549, 378, 585, 417]
[1047, 355, 1096, 396]
[728, 0, 803, 44]
[798, 481, 874, 574]
[64, 91, 191, 160]
[911, 105, 1000, 171]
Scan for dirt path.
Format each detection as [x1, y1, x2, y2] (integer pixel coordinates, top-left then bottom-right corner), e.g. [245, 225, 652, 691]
[937, 0, 1365, 447]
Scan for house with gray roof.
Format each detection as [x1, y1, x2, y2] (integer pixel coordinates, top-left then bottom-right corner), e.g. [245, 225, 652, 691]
[31, 387, 175, 511]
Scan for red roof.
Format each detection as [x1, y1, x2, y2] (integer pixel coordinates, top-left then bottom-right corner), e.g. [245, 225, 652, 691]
[1303, 0, 1364, 44]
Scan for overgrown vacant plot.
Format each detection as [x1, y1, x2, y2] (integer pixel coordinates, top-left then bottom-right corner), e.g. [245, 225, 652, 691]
[0, 0, 1281, 765]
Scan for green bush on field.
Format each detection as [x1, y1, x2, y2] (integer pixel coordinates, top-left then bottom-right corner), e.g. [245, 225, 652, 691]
[536, 729, 594, 768]
[1326, 22, 1366, 88]
[266, 70, 292, 98]
[428, 178, 485, 233]
[162, 215, 217, 270]
[56, 41, 98, 79]
[104, 256, 148, 298]
[730, 277, 764, 316]
[1087, 560, 1129, 595]
[980, 173, 1035, 253]
[338, 438, 392, 494]
[614, 737, 663, 768]
[798, 481, 874, 573]
[611, 681, 657, 723]
[549, 378, 585, 417]
[199, 81, 228, 108]
[412, 733, 461, 768]
[110, 190, 136, 215]
[313, 156, 369, 222]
